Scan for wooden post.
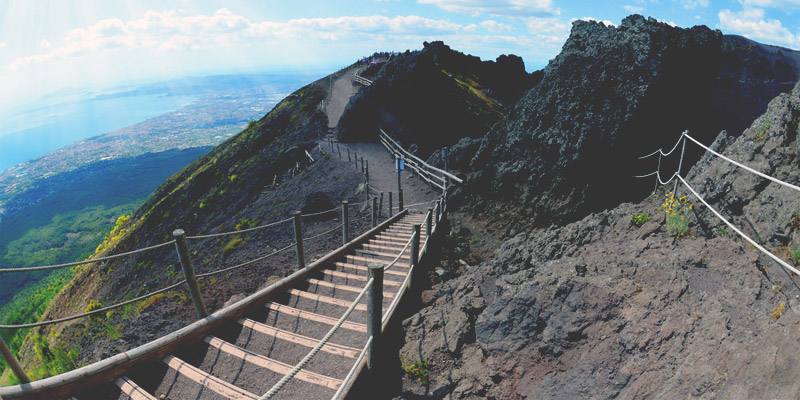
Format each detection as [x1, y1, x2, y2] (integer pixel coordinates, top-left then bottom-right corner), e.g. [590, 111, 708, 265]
[396, 155, 402, 193]
[0, 336, 29, 384]
[337, 143, 341, 158]
[389, 192, 393, 216]
[365, 160, 370, 187]
[409, 225, 420, 290]
[435, 199, 441, 223]
[379, 192, 384, 218]
[426, 208, 433, 238]
[371, 197, 378, 227]
[293, 211, 305, 269]
[367, 265, 384, 372]
[361, 157, 365, 173]
[347, 148, 351, 162]
[173, 229, 208, 318]
[342, 201, 350, 245]
[398, 189, 404, 212]
[354, 151, 358, 168]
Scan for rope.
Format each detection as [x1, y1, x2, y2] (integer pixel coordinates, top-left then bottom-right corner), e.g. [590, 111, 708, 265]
[678, 175, 800, 278]
[0, 280, 187, 329]
[303, 224, 343, 242]
[196, 243, 295, 278]
[301, 207, 339, 218]
[259, 278, 374, 399]
[0, 240, 177, 273]
[331, 336, 372, 400]
[638, 131, 687, 159]
[384, 235, 414, 272]
[186, 217, 293, 240]
[683, 133, 800, 193]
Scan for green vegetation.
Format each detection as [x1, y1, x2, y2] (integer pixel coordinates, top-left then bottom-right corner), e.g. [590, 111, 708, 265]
[772, 302, 786, 320]
[791, 247, 800, 264]
[662, 192, 693, 238]
[631, 212, 651, 227]
[755, 121, 771, 141]
[402, 359, 431, 385]
[713, 225, 730, 237]
[223, 236, 245, 255]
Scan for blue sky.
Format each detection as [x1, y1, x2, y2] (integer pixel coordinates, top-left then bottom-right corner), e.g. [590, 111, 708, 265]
[1, 0, 800, 112]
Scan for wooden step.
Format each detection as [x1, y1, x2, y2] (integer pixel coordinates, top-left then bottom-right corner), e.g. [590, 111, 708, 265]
[287, 289, 367, 311]
[239, 319, 359, 358]
[366, 239, 408, 248]
[203, 337, 343, 391]
[162, 355, 258, 400]
[309, 278, 397, 297]
[372, 235, 413, 244]
[362, 243, 409, 252]
[115, 377, 156, 400]
[333, 262, 407, 277]
[266, 302, 367, 332]
[322, 269, 402, 286]
[355, 249, 411, 261]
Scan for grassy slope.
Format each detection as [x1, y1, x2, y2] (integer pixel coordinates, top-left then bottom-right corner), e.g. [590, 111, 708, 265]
[3, 79, 329, 383]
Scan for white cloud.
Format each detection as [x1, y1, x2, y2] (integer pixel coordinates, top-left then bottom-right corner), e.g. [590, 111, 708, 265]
[718, 7, 797, 48]
[576, 17, 615, 27]
[740, 0, 800, 8]
[418, 0, 559, 16]
[624, 4, 645, 13]
[680, 0, 710, 9]
[0, 42, 6, 49]
[526, 17, 571, 46]
[479, 19, 513, 32]
[7, 9, 477, 70]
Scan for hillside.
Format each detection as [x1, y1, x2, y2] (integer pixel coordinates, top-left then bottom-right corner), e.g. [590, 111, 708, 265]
[338, 41, 540, 156]
[4, 68, 375, 383]
[442, 16, 800, 233]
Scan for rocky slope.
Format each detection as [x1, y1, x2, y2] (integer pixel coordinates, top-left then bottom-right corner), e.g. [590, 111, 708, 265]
[396, 81, 800, 399]
[447, 15, 800, 232]
[338, 41, 539, 156]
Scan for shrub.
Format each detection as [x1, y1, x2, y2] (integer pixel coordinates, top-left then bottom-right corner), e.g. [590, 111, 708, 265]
[791, 247, 800, 264]
[662, 192, 693, 238]
[755, 122, 771, 141]
[84, 299, 103, 314]
[772, 302, 786, 320]
[713, 225, 730, 237]
[631, 212, 651, 227]
[402, 360, 430, 385]
[235, 218, 258, 231]
[223, 236, 244, 255]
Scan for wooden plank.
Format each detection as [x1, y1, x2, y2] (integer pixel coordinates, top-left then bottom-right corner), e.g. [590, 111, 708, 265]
[362, 243, 408, 252]
[355, 250, 411, 261]
[204, 337, 343, 391]
[162, 355, 258, 400]
[288, 289, 367, 311]
[323, 269, 402, 286]
[238, 319, 359, 358]
[308, 278, 397, 297]
[115, 377, 156, 400]
[333, 262, 407, 277]
[266, 302, 367, 332]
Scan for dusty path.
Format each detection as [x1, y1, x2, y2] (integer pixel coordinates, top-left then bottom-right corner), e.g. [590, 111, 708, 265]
[347, 142, 439, 214]
[325, 66, 364, 128]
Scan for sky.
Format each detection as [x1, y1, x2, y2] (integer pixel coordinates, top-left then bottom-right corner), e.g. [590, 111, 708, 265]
[2, 0, 800, 114]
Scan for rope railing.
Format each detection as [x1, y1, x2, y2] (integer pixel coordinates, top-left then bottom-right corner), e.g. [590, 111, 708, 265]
[379, 128, 463, 184]
[637, 130, 800, 280]
[185, 217, 294, 240]
[331, 336, 372, 400]
[0, 279, 187, 329]
[0, 240, 177, 273]
[259, 278, 374, 399]
[300, 206, 340, 218]
[302, 224, 343, 242]
[196, 242, 296, 279]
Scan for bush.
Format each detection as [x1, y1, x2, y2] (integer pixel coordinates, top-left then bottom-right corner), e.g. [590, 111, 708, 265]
[772, 302, 786, 320]
[223, 236, 244, 255]
[631, 212, 650, 227]
[791, 247, 800, 264]
[662, 192, 693, 238]
[402, 360, 430, 385]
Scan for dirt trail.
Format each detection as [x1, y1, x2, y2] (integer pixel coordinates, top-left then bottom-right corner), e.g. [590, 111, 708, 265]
[346, 142, 439, 213]
[325, 67, 364, 128]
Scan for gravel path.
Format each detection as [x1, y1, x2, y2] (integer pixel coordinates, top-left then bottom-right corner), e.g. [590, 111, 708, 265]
[325, 67, 364, 128]
[345, 142, 439, 214]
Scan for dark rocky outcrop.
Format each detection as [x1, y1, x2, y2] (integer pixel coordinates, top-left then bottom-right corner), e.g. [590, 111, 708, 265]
[338, 41, 540, 156]
[398, 83, 800, 398]
[450, 15, 800, 233]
